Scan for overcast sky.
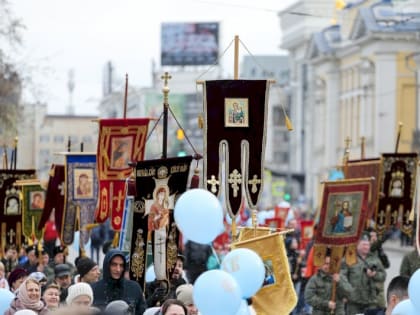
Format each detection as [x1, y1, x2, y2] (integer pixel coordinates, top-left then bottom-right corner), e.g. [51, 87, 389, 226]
[11, 0, 298, 115]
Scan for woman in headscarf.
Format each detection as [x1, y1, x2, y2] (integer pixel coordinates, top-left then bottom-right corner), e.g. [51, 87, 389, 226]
[4, 278, 49, 315]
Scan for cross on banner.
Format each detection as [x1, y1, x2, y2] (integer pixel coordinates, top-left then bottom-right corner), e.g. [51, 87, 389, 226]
[228, 169, 242, 198]
[248, 175, 261, 194]
[207, 175, 219, 194]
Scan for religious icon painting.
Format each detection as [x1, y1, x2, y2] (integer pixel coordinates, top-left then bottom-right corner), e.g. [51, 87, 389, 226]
[73, 168, 94, 200]
[224, 98, 249, 127]
[316, 178, 372, 246]
[110, 136, 134, 170]
[29, 190, 45, 210]
[314, 178, 372, 270]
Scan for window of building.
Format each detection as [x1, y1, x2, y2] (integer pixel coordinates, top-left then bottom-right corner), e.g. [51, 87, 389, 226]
[82, 135, 92, 143]
[272, 107, 285, 126]
[54, 135, 65, 143]
[39, 134, 50, 143]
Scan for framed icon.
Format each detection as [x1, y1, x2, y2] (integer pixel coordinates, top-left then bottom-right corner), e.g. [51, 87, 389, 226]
[224, 98, 249, 127]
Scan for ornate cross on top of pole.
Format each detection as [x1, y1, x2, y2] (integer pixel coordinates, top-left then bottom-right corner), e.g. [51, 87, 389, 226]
[161, 72, 172, 159]
[161, 72, 172, 107]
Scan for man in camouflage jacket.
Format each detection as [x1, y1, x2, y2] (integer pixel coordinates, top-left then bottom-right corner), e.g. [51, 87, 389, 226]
[341, 235, 386, 315]
[305, 256, 352, 315]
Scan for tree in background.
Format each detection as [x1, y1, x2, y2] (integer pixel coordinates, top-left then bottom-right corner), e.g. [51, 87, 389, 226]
[0, 0, 24, 144]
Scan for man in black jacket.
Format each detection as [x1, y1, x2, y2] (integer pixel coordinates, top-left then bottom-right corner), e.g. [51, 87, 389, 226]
[91, 249, 146, 315]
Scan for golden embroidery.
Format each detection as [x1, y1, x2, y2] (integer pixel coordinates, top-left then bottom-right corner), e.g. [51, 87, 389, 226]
[131, 228, 145, 281]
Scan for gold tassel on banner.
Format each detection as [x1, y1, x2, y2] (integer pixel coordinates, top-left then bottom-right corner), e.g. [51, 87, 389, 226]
[285, 114, 294, 131]
[112, 232, 120, 248]
[198, 113, 204, 129]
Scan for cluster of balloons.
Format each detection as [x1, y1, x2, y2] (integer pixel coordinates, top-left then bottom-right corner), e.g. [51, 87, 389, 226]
[0, 289, 14, 314]
[174, 189, 266, 315]
[392, 269, 420, 315]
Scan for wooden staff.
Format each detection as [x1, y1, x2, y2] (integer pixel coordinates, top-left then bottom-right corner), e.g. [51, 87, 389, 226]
[3, 145, 8, 170]
[360, 136, 365, 160]
[161, 72, 171, 159]
[395, 122, 403, 153]
[234, 35, 239, 80]
[13, 137, 18, 170]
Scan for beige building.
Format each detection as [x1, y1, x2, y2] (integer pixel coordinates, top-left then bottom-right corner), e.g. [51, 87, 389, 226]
[18, 103, 98, 180]
[280, 0, 420, 207]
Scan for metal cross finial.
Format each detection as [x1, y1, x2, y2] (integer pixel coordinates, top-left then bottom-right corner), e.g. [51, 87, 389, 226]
[248, 175, 261, 194]
[228, 169, 242, 197]
[161, 72, 172, 106]
[207, 175, 220, 194]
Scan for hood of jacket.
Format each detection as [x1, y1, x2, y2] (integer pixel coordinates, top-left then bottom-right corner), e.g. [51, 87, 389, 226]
[102, 249, 127, 282]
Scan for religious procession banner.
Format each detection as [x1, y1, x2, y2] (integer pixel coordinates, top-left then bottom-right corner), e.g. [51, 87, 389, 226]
[233, 232, 297, 315]
[38, 164, 65, 239]
[300, 220, 314, 250]
[202, 80, 270, 218]
[346, 158, 381, 224]
[62, 154, 98, 246]
[314, 178, 372, 271]
[130, 156, 192, 289]
[0, 170, 36, 253]
[96, 118, 149, 231]
[376, 153, 418, 237]
[15, 180, 45, 242]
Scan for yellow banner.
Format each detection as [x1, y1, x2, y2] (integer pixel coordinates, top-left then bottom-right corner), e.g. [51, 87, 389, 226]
[232, 232, 297, 315]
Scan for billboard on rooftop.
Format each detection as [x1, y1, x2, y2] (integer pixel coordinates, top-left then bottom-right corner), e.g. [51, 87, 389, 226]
[161, 22, 219, 66]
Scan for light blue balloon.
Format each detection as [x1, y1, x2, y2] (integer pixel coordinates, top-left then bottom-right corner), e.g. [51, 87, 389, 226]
[408, 269, 420, 311]
[174, 189, 224, 244]
[222, 248, 265, 298]
[0, 289, 15, 314]
[235, 299, 251, 315]
[391, 299, 417, 315]
[193, 270, 242, 315]
[145, 264, 156, 282]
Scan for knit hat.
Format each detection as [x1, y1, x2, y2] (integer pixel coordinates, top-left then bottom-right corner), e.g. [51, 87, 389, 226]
[176, 284, 194, 306]
[14, 311, 37, 315]
[66, 282, 93, 306]
[105, 300, 130, 315]
[7, 268, 28, 288]
[76, 257, 97, 278]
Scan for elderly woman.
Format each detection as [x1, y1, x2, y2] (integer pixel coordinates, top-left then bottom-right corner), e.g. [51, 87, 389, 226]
[42, 283, 60, 311]
[65, 282, 94, 311]
[4, 278, 48, 315]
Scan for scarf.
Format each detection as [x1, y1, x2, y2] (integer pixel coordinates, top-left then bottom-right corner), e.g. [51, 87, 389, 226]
[16, 279, 45, 312]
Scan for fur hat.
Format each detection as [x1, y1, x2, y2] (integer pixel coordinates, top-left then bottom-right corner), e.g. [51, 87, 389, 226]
[54, 264, 71, 278]
[176, 284, 194, 306]
[76, 257, 97, 278]
[66, 282, 93, 306]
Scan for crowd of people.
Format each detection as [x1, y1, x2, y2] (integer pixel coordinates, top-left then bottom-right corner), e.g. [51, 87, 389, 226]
[0, 241, 210, 315]
[1, 216, 419, 315]
[284, 218, 418, 315]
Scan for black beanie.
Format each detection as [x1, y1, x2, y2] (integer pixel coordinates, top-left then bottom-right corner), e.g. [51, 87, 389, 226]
[76, 257, 97, 278]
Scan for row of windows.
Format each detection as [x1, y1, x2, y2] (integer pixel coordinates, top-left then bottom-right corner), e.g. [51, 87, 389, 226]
[40, 135, 93, 144]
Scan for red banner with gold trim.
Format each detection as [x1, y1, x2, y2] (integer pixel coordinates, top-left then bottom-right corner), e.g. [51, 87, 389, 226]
[95, 118, 149, 230]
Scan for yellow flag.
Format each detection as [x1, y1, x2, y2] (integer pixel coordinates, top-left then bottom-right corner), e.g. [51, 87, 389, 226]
[232, 232, 297, 315]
